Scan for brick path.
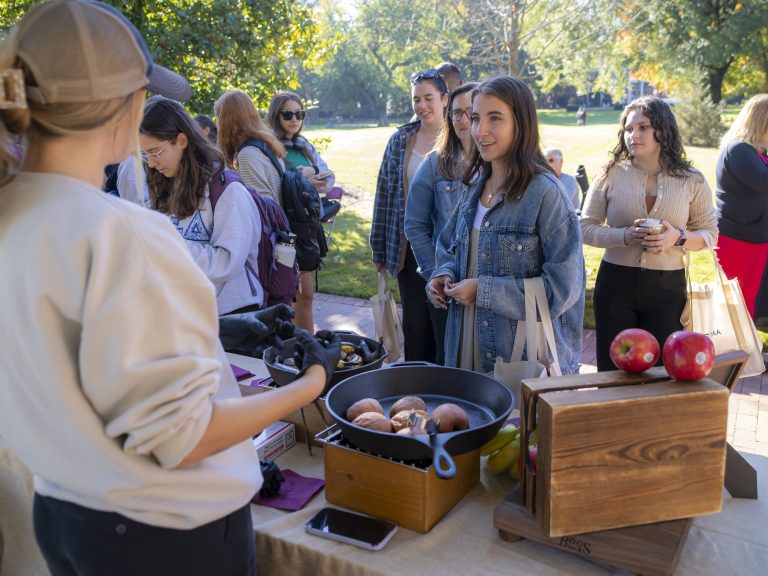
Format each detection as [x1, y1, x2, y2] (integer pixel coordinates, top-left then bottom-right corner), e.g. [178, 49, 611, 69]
[313, 292, 768, 457]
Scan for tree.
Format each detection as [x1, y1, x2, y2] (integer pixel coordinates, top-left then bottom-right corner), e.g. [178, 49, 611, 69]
[0, 0, 329, 114]
[621, 0, 768, 103]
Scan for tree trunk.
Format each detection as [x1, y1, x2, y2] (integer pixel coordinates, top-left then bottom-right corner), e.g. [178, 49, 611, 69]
[505, 3, 521, 76]
[707, 62, 731, 104]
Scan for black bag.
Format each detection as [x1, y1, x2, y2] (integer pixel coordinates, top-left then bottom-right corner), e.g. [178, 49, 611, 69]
[239, 139, 327, 271]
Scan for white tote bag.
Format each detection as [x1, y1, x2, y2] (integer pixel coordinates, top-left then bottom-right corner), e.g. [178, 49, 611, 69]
[683, 246, 764, 377]
[369, 270, 404, 363]
[493, 278, 561, 406]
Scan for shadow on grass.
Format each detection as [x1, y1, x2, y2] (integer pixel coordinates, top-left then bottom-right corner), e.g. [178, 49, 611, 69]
[537, 109, 621, 126]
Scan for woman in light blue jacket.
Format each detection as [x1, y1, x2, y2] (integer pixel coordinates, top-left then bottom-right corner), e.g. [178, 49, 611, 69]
[428, 77, 585, 374]
[405, 82, 478, 365]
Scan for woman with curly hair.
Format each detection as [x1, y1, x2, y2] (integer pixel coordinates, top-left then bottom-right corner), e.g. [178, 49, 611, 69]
[715, 94, 768, 318]
[580, 96, 718, 371]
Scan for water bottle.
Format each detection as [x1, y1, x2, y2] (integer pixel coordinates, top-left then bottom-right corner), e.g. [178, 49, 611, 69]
[275, 231, 297, 267]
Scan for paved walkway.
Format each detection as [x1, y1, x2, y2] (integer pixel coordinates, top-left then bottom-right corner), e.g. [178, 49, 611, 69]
[313, 292, 768, 458]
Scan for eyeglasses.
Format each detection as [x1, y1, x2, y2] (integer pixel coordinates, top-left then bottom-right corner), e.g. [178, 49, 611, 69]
[450, 108, 472, 122]
[141, 140, 173, 164]
[409, 69, 448, 94]
[280, 110, 306, 121]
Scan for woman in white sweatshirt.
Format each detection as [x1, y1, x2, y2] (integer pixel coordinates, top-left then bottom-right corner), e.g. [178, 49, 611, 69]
[0, 2, 339, 574]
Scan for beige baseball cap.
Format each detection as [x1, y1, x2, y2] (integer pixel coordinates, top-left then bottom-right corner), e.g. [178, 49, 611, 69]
[13, 0, 190, 104]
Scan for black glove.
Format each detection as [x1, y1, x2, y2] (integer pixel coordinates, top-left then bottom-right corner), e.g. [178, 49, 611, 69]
[292, 329, 342, 387]
[218, 304, 296, 358]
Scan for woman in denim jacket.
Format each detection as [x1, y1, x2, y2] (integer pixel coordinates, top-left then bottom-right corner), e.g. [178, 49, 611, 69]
[405, 82, 478, 365]
[428, 77, 585, 374]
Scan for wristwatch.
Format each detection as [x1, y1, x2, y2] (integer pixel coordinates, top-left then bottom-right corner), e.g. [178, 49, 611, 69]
[675, 228, 687, 247]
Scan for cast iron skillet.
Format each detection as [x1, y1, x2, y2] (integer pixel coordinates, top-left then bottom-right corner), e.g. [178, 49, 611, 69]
[325, 362, 515, 479]
[263, 331, 387, 395]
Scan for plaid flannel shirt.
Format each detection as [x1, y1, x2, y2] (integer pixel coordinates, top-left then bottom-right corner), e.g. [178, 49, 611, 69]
[370, 120, 421, 277]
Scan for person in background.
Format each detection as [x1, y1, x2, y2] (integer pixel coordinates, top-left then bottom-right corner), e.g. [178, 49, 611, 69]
[436, 61, 464, 93]
[576, 105, 587, 126]
[428, 76, 585, 374]
[543, 147, 580, 209]
[141, 96, 265, 316]
[266, 91, 336, 332]
[215, 90, 285, 205]
[194, 113, 218, 146]
[715, 94, 768, 318]
[405, 81, 478, 365]
[0, 1, 340, 574]
[371, 68, 449, 362]
[580, 96, 718, 371]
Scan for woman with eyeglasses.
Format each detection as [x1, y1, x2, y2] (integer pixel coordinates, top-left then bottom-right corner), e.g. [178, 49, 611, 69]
[266, 91, 335, 331]
[370, 68, 449, 362]
[428, 76, 585, 374]
[140, 96, 266, 317]
[404, 82, 479, 365]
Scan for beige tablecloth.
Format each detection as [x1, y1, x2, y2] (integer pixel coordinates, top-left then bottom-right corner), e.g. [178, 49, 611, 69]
[233, 352, 768, 575]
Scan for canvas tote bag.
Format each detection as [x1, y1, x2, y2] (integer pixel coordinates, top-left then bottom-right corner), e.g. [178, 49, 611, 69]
[491, 277, 562, 406]
[682, 242, 764, 377]
[370, 270, 404, 363]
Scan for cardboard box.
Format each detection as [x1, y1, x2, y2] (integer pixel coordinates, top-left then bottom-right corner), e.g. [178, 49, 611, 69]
[253, 421, 295, 461]
[520, 372, 729, 537]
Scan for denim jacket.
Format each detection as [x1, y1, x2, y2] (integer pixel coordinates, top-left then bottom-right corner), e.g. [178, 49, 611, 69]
[370, 120, 421, 277]
[404, 152, 467, 281]
[432, 171, 586, 374]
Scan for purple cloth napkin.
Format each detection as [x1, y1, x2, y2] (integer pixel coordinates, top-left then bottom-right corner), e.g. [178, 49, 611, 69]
[230, 364, 255, 382]
[252, 469, 325, 511]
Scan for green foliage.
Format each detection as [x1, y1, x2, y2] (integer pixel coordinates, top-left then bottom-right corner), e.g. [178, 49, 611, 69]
[0, 0, 329, 114]
[674, 83, 726, 148]
[308, 135, 332, 154]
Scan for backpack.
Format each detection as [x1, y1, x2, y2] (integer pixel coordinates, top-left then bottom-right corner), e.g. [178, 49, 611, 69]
[238, 139, 328, 271]
[209, 169, 299, 307]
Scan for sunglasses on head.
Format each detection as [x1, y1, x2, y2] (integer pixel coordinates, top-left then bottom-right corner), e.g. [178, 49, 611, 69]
[410, 69, 448, 93]
[280, 110, 306, 121]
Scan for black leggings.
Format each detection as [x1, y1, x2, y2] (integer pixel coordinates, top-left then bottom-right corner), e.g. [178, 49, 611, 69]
[593, 261, 686, 371]
[397, 246, 436, 362]
[33, 494, 256, 576]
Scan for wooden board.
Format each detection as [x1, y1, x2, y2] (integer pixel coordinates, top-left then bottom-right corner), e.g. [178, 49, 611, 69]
[494, 491, 693, 576]
[537, 379, 728, 536]
[324, 444, 480, 533]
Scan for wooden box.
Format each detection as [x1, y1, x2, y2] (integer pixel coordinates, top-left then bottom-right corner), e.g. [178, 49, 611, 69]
[520, 372, 729, 537]
[494, 491, 693, 576]
[321, 434, 480, 533]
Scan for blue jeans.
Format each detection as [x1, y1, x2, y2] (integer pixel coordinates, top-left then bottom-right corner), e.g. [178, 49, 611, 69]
[33, 494, 256, 576]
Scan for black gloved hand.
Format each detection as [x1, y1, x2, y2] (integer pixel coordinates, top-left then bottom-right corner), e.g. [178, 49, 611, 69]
[218, 304, 296, 358]
[292, 329, 342, 388]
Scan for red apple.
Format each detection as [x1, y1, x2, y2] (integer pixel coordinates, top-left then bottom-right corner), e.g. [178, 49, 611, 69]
[662, 331, 715, 381]
[609, 329, 660, 373]
[528, 445, 538, 473]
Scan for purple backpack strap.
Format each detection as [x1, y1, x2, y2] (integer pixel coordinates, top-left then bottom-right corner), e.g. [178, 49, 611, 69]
[209, 169, 243, 212]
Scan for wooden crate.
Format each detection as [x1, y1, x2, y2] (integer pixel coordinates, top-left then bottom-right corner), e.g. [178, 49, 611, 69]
[324, 441, 480, 533]
[521, 372, 729, 537]
[494, 491, 692, 576]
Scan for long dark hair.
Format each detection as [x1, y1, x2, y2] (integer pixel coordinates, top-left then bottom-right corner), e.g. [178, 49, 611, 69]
[464, 76, 550, 201]
[140, 96, 224, 219]
[605, 96, 692, 177]
[266, 90, 313, 160]
[436, 82, 478, 180]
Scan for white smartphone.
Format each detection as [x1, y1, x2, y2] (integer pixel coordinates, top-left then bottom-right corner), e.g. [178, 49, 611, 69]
[305, 507, 397, 551]
[315, 170, 333, 180]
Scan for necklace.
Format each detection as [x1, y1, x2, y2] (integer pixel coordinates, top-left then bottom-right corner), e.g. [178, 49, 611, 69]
[485, 182, 502, 202]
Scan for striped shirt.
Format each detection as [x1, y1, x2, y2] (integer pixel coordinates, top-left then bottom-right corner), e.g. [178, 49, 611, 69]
[580, 161, 718, 271]
[236, 145, 284, 205]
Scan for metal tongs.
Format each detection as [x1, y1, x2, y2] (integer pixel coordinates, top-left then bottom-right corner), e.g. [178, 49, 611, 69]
[407, 411, 436, 435]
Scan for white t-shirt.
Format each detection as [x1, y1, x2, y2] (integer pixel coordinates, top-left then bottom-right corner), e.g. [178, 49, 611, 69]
[0, 173, 261, 529]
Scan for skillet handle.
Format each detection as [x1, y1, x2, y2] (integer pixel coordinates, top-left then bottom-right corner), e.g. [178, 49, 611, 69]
[386, 361, 438, 368]
[430, 435, 457, 479]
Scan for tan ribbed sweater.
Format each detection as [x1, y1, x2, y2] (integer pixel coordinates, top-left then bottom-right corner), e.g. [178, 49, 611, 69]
[580, 161, 718, 270]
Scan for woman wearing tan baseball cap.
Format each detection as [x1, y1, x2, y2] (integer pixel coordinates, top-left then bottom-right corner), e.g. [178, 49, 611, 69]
[0, 2, 339, 574]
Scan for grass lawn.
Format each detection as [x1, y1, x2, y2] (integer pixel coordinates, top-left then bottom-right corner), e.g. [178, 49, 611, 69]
[305, 111, 726, 331]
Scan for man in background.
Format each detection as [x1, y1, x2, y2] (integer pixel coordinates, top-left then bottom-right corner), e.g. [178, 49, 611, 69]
[436, 62, 463, 93]
[544, 147, 580, 209]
